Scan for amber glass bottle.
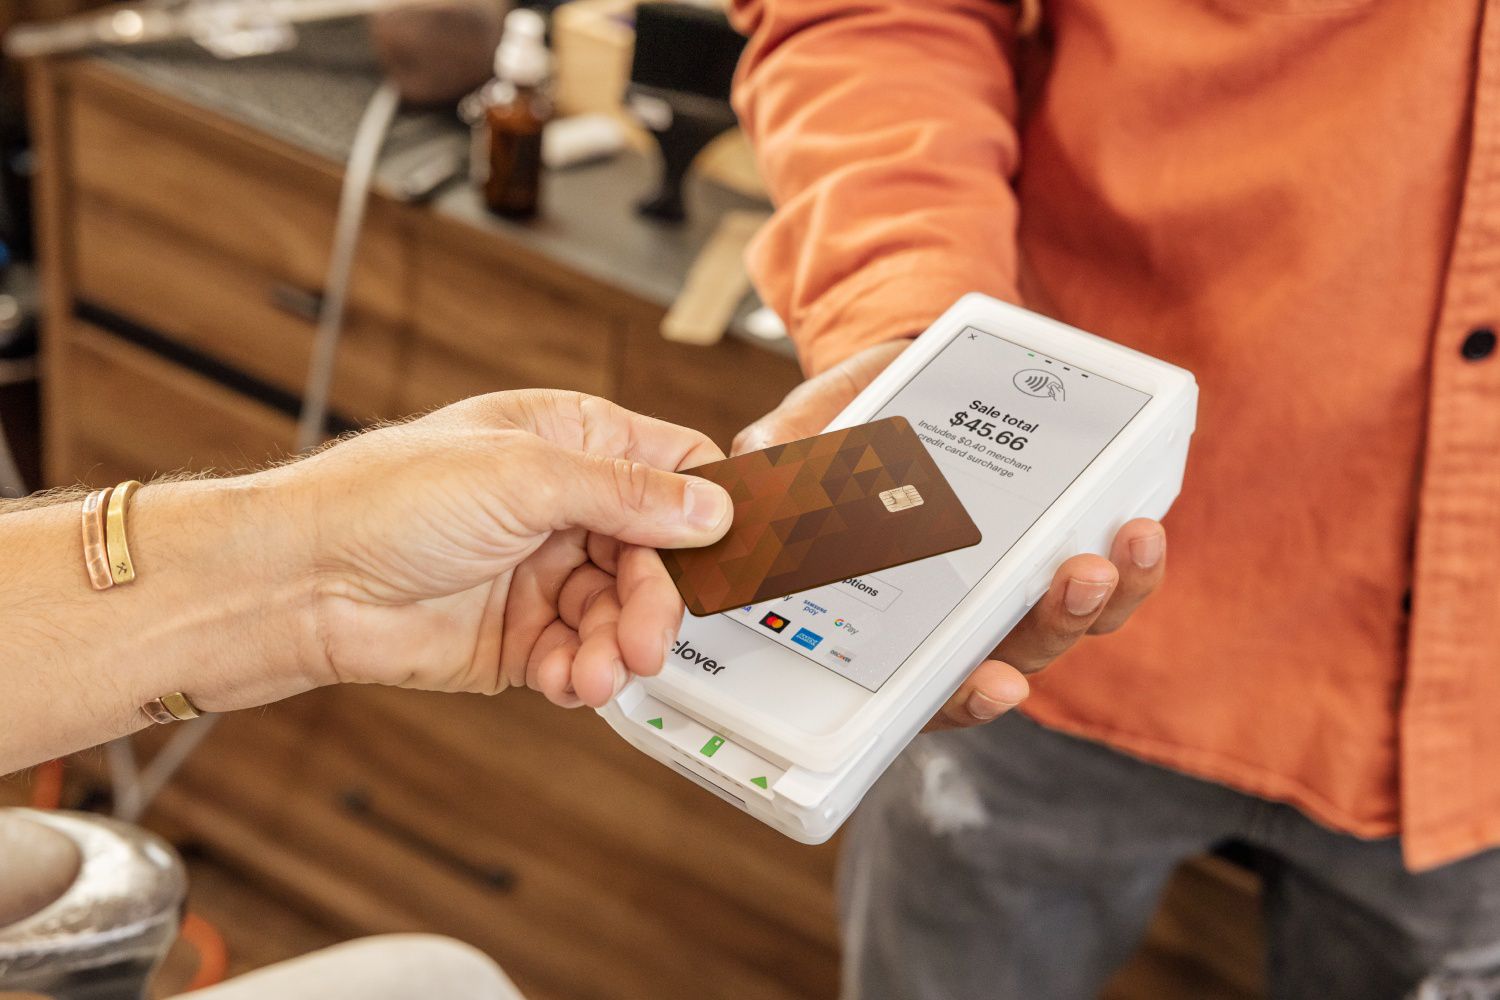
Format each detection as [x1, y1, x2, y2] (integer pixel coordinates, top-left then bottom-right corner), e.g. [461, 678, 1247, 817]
[483, 9, 553, 219]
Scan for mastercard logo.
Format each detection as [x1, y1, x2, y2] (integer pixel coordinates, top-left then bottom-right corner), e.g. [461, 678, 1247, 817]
[759, 611, 790, 633]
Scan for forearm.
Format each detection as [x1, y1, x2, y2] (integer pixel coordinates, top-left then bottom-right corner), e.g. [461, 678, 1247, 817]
[0, 473, 321, 773]
[732, 0, 1026, 373]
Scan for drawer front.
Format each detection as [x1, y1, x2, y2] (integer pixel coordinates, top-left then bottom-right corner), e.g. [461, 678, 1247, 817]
[65, 69, 407, 330]
[152, 686, 841, 1000]
[73, 191, 404, 424]
[405, 228, 614, 411]
[616, 321, 802, 450]
[58, 322, 295, 485]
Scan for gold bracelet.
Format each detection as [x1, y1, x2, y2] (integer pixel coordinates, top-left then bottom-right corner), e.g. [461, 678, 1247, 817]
[141, 691, 202, 725]
[161, 692, 201, 720]
[104, 480, 143, 586]
[80, 487, 115, 591]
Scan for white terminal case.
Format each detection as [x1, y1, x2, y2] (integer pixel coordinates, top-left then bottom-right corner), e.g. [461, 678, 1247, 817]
[599, 295, 1198, 843]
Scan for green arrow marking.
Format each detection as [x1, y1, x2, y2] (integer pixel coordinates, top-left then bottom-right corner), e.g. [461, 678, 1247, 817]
[700, 735, 726, 758]
[751, 776, 769, 789]
[646, 717, 664, 730]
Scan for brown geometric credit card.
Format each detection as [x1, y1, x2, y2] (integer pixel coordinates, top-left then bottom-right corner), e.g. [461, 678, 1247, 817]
[661, 416, 983, 616]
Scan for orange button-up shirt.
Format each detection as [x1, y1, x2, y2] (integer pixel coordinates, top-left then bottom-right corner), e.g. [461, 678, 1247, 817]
[731, 0, 1500, 869]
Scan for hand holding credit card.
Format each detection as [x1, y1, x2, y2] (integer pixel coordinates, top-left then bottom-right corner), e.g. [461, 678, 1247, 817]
[661, 416, 983, 616]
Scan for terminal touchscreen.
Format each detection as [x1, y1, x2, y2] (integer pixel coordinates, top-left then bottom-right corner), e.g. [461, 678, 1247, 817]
[599, 295, 1198, 843]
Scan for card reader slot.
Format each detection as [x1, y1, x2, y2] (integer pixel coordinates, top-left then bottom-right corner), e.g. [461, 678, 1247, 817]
[669, 761, 748, 810]
[622, 692, 785, 800]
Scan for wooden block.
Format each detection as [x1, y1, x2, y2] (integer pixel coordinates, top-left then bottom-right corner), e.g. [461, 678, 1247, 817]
[662, 210, 769, 347]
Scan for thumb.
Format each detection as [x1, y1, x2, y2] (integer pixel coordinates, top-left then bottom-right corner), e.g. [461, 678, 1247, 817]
[733, 405, 821, 457]
[732, 339, 912, 455]
[541, 445, 733, 549]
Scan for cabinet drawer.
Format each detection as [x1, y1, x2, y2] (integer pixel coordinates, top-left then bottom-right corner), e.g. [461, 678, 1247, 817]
[59, 322, 295, 485]
[150, 685, 841, 1000]
[615, 321, 801, 450]
[405, 227, 614, 410]
[73, 192, 405, 423]
[65, 66, 407, 333]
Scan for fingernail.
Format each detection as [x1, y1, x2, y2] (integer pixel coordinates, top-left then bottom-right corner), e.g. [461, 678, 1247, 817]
[966, 691, 1005, 720]
[966, 680, 1026, 719]
[660, 627, 677, 665]
[685, 479, 731, 532]
[1064, 578, 1113, 616]
[1129, 532, 1164, 569]
[998, 673, 1030, 703]
[611, 659, 629, 699]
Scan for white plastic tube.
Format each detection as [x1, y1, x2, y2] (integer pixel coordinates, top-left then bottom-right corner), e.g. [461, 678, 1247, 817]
[295, 78, 401, 452]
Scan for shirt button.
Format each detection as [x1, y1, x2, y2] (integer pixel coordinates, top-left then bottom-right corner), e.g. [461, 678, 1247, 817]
[1461, 327, 1496, 361]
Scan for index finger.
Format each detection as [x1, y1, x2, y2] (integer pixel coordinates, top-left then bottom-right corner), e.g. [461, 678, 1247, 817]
[458, 390, 727, 473]
[732, 340, 912, 455]
[574, 394, 726, 471]
[614, 543, 686, 679]
[991, 554, 1118, 674]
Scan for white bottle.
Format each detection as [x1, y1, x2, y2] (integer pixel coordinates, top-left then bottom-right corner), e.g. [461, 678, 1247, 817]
[464, 8, 553, 217]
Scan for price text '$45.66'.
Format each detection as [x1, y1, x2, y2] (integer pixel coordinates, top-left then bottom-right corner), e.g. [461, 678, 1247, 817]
[949, 411, 1029, 450]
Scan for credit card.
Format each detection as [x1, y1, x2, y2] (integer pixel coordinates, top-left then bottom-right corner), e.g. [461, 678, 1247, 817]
[662, 416, 983, 616]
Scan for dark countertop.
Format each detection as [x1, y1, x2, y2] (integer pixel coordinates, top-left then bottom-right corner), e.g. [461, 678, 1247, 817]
[97, 17, 781, 346]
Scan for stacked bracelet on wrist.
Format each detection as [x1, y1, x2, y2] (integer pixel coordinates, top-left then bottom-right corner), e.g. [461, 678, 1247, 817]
[141, 692, 202, 725]
[80, 487, 114, 590]
[80, 479, 144, 589]
[104, 479, 142, 585]
[81, 479, 205, 726]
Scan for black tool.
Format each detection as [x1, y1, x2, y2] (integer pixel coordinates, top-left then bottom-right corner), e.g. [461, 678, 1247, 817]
[627, 2, 746, 223]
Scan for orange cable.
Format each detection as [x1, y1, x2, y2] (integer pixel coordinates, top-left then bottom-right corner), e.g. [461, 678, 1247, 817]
[181, 911, 230, 990]
[29, 758, 64, 810]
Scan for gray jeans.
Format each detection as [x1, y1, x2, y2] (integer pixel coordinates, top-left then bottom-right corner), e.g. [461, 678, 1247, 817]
[841, 713, 1500, 1000]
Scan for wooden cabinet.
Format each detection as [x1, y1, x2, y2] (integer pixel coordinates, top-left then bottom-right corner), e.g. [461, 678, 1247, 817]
[26, 55, 819, 1000]
[30, 59, 800, 489]
[61, 320, 297, 482]
[71, 188, 408, 424]
[404, 223, 616, 409]
[144, 686, 841, 1000]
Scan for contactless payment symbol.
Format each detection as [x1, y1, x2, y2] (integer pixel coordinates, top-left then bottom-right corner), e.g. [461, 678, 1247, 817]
[1014, 368, 1066, 401]
[759, 611, 790, 633]
[791, 628, 823, 650]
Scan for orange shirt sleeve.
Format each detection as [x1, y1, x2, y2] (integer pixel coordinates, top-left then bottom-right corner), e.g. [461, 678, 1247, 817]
[731, 0, 1025, 374]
